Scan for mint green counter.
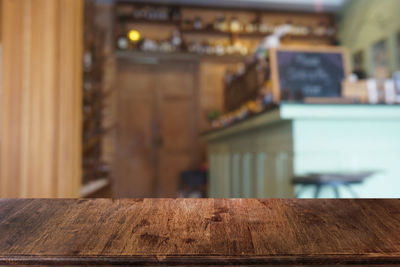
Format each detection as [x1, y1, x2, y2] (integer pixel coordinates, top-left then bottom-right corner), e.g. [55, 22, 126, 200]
[204, 104, 400, 198]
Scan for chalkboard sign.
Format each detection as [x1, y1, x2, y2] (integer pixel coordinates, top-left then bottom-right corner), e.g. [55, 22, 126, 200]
[270, 46, 348, 102]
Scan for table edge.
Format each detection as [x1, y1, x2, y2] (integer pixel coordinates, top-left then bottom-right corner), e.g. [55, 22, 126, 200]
[1, 254, 400, 265]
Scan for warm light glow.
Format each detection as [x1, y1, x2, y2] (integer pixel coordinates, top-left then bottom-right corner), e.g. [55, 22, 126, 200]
[128, 30, 141, 42]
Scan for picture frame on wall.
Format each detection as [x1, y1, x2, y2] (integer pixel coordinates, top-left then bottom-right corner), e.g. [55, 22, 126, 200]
[371, 39, 390, 78]
[397, 32, 400, 70]
[352, 50, 366, 79]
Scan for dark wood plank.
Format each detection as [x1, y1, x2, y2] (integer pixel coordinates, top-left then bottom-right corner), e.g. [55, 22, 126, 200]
[0, 199, 399, 265]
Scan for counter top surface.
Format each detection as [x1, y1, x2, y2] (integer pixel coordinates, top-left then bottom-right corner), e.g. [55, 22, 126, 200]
[0, 199, 399, 265]
[203, 103, 400, 141]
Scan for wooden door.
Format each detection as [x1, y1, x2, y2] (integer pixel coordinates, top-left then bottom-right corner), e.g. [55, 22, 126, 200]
[114, 57, 197, 197]
[153, 63, 198, 197]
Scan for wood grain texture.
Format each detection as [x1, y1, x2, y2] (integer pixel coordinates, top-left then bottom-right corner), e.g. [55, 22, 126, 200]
[0, 0, 2, 42]
[0, 199, 399, 265]
[0, 0, 83, 197]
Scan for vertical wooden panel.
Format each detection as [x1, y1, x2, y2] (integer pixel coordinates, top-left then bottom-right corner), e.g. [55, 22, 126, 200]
[0, 0, 83, 197]
[242, 153, 253, 198]
[256, 153, 266, 198]
[231, 153, 241, 197]
[0, 0, 2, 42]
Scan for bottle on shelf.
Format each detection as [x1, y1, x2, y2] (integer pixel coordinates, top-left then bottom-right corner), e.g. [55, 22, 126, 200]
[160, 41, 173, 52]
[193, 17, 203, 30]
[171, 30, 182, 49]
[169, 7, 181, 21]
[245, 17, 259, 33]
[314, 22, 328, 36]
[133, 7, 145, 19]
[214, 13, 228, 32]
[141, 39, 158, 52]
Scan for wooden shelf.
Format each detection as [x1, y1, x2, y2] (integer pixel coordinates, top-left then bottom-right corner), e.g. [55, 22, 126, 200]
[283, 34, 336, 41]
[236, 32, 270, 38]
[117, 16, 181, 26]
[181, 28, 231, 37]
[115, 50, 249, 62]
[181, 28, 334, 40]
[181, 29, 268, 38]
[115, 1, 337, 49]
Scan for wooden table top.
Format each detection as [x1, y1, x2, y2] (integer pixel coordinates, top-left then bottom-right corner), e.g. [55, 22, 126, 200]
[0, 199, 399, 266]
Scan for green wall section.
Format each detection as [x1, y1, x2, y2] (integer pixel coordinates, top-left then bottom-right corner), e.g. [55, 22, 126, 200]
[338, 0, 400, 76]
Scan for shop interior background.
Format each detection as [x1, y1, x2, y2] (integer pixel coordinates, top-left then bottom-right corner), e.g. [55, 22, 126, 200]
[0, 0, 400, 198]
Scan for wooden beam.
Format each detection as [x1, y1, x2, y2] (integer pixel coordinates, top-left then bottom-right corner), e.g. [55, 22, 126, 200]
[0, 0, 83, 197]
[0, 0, 2, 42]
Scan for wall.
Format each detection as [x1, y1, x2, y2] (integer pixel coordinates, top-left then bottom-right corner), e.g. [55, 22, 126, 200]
[338, 0, 400, 76]
[197, 60, 242, 163]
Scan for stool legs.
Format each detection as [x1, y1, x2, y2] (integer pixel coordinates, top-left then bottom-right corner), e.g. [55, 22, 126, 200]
[296, 184, 357, 198]
[314, 185, 322, 198]
[295, 185, 307, 198]
[345, 184, 359, 198]
[315, 185, 340, 198]
[333, 186, 340, 198]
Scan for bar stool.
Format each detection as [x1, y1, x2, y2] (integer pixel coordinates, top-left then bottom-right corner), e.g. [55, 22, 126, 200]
[292, 171, 376, 198]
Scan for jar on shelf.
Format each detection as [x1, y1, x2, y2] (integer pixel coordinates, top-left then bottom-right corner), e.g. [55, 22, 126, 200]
[245, 20, 258, 33]
[117, 36, 129, 50]
[230, 17, 242, 33]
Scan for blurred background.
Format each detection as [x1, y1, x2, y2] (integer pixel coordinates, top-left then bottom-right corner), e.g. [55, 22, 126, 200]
[0, 0, 399, 198]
